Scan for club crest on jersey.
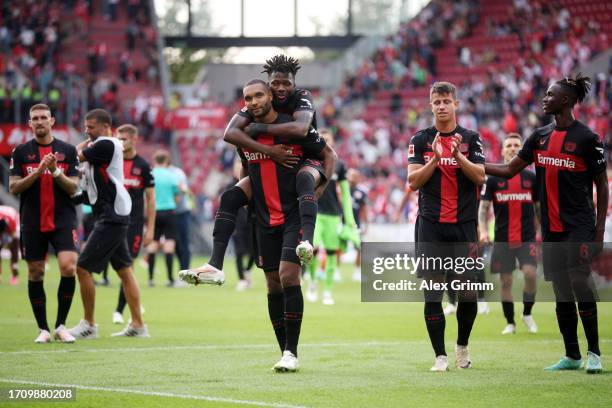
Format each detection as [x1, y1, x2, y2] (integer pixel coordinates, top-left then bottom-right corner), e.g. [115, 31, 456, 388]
[407, 144, 415, 158]
[459, 143, 469, 153]
[564, 142, 576, 152]
[522, 180, 532, 188]
[132, 167, 141, 175]
[55, 152, 65, 161]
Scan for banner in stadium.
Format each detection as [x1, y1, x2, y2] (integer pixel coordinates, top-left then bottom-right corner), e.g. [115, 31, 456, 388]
[0, 125, 81, 156]
[169, 105, 228, 131]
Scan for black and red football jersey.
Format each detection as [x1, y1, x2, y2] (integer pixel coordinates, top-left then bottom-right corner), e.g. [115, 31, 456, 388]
[9, 138, 79, 232]
[408, 126, 486, 224]
[238, 114, 326, 228]
[237, 88, 318, 129]
[517, 120, 606, 233]
[482, 170, 538, 242]
[123, 154, 155, 223]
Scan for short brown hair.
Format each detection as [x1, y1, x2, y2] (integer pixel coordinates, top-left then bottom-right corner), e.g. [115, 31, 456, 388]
[153, 149, 170, 165]
[85, 108, 112, 126]
[505, 133, 522, 141]
[117, 124, 138, 136]
[430, 81, 457, 99]
[29, 103, 51, 115]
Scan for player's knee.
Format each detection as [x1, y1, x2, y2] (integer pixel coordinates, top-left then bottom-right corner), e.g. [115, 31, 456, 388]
[296, 171, 316, 193]
[500, 275, 513, 290]
[60, 264, 76, 277]
[265, 273, 282, 293]
[523, 267, 537, 281]
[27, 267, 44, 281]
[221, 185, 249, 210]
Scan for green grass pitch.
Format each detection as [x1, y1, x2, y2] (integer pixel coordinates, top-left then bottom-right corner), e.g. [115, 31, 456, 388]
[1, 256, 611, 407]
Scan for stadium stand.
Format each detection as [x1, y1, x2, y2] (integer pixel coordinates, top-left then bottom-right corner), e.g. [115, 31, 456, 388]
[174, 0, 609, 224]
[0, 0, 163, 142]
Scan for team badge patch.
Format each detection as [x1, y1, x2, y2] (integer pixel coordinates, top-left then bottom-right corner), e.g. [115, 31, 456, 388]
[407, 144, 415, 158]
[564, 142, 576, 152]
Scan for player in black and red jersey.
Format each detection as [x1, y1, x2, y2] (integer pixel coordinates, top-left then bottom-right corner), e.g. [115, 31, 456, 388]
[407, 82, 486, 372]
[182, 80, 328, 372]
[0, 205, 20, 286]
[181, 55, 336, 284]
[485, 74, 607, 374]
[480, 133, 539, 335]
[111, 124, 156, 324]
[9, 103, 80, 344]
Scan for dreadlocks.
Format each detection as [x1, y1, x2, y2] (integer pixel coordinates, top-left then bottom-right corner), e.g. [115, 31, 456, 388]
[262, 55, 301, 76]
[556, 72, 592, 105]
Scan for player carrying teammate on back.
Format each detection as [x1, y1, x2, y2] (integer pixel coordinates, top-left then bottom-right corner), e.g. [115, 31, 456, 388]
[179, 55, 336, 284]
[485, 74, 607, 374]
[480, 133, 539, 335]
[408, 82, 486, 371]
[183, 80, 329, 371]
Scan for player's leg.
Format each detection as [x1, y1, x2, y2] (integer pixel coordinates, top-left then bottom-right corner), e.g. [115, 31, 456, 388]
[114, 267, 147, 334]
[53, 248, 77, 342]
[295, 164, 322, 264]
[69, 223, 122, 339]
[10, 237, 19, 284]
[115, 225, 144, 321]
[265, 270, 285, 353]
[320, 214, 341, 305]
[424, 274, 447, 371]
[258, 226, 288, 357]
[110, 225, 148, 337]
[418, 218, 449, 371]
[519, 244, 538, 333]
[568, 238, 601, 373]
[454, 226, 478, 369]
[146, 239, 159, 286]
[273, 221, 303, 371]
[544, 239, 582, 370]
[180, 178, 252, 282]
[22, 231, 51, 342]
[27, 260, 50, 342]
[500, 272, 515, 333]
[162, 238, 176, 286]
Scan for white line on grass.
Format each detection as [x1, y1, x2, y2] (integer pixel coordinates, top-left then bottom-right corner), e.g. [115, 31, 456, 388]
[0, 341, 405, 355]
[1, 339, 609, 356]
[0, 378, 306, 408]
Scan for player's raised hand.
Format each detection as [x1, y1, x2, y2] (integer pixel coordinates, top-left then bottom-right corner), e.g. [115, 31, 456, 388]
[451, 133, 462, 157]
[267, 144, 299, 168]
[432, 133, 443, 160]
[47, 153, 58, 172]
[37, 154, 53, 174]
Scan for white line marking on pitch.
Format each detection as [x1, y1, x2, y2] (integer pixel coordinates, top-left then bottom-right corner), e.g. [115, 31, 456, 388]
[0, 378, 306, 408]
[1, 339, 609, 356]
[0, 341, 404, 355]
